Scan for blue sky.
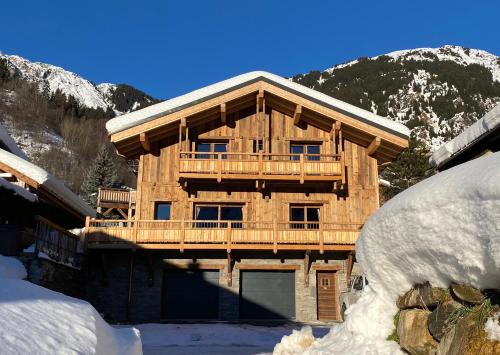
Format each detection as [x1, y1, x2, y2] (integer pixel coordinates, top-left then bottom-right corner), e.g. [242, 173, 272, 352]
[1, 0, 499, 99]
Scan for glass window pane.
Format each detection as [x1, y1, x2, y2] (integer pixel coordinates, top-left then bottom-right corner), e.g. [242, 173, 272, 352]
[196, 143, 211, 159]
[155, 203, 171, 220]
[290, 207, 305, 221]
[307, 207, 320, 221]
[195, 206, 218, 220]
[307, 145, 320, 160]
[221, 207, 242, 220]
[290, 145, 304, 160]
[214, 143, 227, 159]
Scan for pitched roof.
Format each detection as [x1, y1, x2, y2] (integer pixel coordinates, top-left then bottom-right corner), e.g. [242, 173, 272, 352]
[106, 71, 410, 139]
[430, 103, 500, 169]
[0, 148, 95, 217]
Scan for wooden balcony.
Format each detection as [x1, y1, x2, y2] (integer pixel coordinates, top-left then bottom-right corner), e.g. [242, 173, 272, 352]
[179, 152, 344, 183]
[97, 188, 136, 218]
[85, 219, 360, 252]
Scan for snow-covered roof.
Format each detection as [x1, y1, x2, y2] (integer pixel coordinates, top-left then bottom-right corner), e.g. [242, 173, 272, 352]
[0, 177, 38, 202]
[0, 124, 29, 160]
[0, 148, 95, 217]
[106, 71, 410, 139]
[430, 103, 500, 169]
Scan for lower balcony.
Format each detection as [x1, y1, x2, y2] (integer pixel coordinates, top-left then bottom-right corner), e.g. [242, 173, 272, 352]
[84, 219, 361, 253]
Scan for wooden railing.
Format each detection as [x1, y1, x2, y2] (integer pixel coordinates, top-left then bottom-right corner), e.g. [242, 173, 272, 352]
[97, 188, 135, 205]
[85, 219, 361, 252]
[179, 152, 343, 183]
[34, 216, 82, 269]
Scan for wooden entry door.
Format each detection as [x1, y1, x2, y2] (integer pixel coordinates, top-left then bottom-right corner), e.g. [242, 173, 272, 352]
[316, 271, 339, 320]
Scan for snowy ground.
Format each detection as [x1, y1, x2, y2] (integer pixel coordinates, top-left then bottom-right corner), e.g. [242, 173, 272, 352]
[132, 323, 330, 355]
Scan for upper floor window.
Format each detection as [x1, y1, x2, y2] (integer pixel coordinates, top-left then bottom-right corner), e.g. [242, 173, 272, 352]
[194, 204, 243, 228]
[252, 139, 264, 153]
[290, 143, 321, 161]
[289, 204, 320, 229]
[155, 202, 171, 220]
[195, 142, 227, 159]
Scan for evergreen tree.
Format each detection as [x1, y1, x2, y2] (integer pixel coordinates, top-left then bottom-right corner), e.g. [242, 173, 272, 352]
[380, 136, 433, 202]
[80, 145, 121, 207]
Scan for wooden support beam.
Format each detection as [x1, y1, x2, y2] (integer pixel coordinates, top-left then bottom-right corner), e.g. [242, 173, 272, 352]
[220, 103, 226, 124]
[257, 88, 264, 112]
[293, 104, 303, 126]
[346, 251, 354, 288]
[180, 117, 187, 130]
[367, 137, 382, 156]
[140, 132, 150, 152]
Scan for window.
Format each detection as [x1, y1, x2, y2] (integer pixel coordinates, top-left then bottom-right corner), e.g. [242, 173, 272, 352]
[194, 204, 243, 228]
[290, 143, 321, 161]
[195, 142, 228, 159]
[155, 203, 171, 220]
[252, 139, 264, 153]
[289, 205, 320, 229]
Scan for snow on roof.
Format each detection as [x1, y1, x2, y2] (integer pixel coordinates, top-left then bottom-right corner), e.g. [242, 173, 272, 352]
[0, 124, 29, 160]
[0, 148, 95, 217]
[0, 177, 37, 202]
[106, 71, 410, 139]
[0, 254, 141, 354]
[430, 103, 500, 169]
[275, 151, 500, 353]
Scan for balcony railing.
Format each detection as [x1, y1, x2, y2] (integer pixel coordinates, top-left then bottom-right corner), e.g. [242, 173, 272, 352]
[97, 188, 136, 208]
[85, 219, 361, 253]
[179, 152, 343, 183]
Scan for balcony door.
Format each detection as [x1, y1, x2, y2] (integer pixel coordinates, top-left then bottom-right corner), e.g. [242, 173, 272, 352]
[194, 204, 243, 228]
[289, 205, 321, 229]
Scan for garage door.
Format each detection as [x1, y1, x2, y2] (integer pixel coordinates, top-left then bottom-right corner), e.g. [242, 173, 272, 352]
[162, 269, 219, 319]
[239, 270, 295, 319]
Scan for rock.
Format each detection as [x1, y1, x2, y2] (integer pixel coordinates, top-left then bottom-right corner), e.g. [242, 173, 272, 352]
[398, 309, 438, 355]
[437, 312, 500, 355]
[428, 299, 462, 341]
[397, 284, 447, 310]
[450, 284, 485, 305]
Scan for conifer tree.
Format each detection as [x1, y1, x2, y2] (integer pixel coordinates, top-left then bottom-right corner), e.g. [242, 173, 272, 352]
[80, 145, 121, 207]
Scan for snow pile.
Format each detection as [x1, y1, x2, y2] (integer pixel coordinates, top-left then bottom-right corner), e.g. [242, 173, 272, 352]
[0, 254, 142, 355]
[0, 148, 95, 217]
[430, 102, 500, 169]
[275, 151, 500, 354]
[0, 255, 27, 279]
[485, 312, 500, 341]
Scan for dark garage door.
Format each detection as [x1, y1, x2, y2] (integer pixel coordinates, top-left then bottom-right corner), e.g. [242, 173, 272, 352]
[162, 269, 219, 319]
[239, 270, 295, 319]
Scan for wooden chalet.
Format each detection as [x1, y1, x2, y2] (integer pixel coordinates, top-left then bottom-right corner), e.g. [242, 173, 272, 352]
[85, 71, 409, 323]
[0, 125, 95, 265]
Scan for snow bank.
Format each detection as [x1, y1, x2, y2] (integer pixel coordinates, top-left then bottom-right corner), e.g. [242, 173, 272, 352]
[0, 255, 27, 279]
[0, 148, 95, 217]
[0, 255, 142, 355]
[275, 152, 500, 354]
[485, 312, 500, 341]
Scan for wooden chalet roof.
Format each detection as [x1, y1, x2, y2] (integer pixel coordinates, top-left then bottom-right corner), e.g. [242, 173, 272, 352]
[106, 71, 410, 162]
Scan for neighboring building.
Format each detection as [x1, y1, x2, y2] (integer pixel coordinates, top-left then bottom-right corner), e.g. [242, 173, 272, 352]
[0, 124, 95, 261]
[85, 71, 409, 323]
[430, 103, 500, 171]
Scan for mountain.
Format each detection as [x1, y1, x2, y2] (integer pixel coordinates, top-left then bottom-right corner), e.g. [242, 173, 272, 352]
[0, 53, 156, 114]
[292, 45, 500, 150]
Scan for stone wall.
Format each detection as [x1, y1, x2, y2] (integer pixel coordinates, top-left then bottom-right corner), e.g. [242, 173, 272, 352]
[86, 250, 349, 324]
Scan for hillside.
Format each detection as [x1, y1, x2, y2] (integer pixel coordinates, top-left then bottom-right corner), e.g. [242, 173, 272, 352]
[1, 45, 499, 199]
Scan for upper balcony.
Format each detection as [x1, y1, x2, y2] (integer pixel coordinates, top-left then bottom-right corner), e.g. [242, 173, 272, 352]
[178, 151, 344, 183]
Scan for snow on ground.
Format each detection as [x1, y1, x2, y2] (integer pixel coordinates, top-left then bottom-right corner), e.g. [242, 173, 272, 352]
[485, 312, 500, 341]
[274, 151, 500, 354]
[136, 323, 329, 355]
[0, 254, 142, 355]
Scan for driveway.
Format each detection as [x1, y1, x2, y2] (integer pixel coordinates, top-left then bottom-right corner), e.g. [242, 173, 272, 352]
[134, 323, 330, 355]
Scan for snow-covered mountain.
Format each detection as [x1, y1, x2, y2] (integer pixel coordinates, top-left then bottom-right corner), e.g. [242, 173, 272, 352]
[0, 53, 155, 113]
[294, 45, 500, 150]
